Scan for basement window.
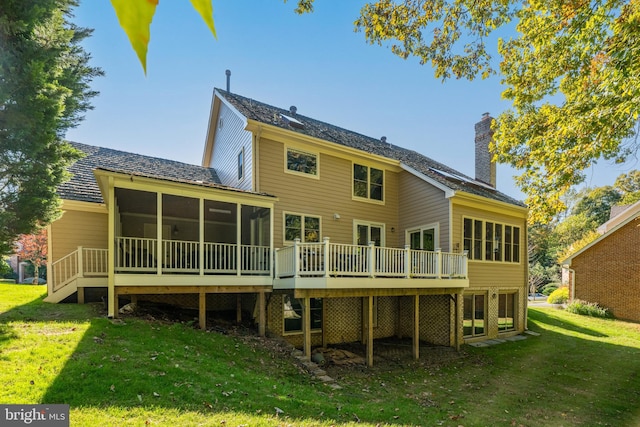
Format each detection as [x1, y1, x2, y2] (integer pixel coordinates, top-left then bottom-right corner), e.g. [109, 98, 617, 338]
[283, 295, 323, 334]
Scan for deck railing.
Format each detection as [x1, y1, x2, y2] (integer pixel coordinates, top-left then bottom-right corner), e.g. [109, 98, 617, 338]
[115, 237, 271, 275]
[50, 247, 108, 292]
[275, 238, 468, 279]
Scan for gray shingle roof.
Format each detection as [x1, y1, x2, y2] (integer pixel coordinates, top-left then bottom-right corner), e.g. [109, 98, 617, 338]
[59, 142, 224, 203]
[217, 89, 525, 207]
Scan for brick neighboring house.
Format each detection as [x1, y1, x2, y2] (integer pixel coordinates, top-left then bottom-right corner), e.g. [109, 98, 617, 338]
[562, 200, 640, 322]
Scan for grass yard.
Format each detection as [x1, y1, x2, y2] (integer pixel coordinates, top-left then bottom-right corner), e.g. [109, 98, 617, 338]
[2, 285, 640, 426]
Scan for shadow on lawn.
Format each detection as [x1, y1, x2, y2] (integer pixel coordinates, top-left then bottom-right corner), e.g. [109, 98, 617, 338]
[8, 292, 640, 426]
[528, 306, 608, 337]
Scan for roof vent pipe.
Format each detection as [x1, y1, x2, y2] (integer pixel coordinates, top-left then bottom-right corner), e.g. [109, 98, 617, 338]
[290, 106, 297, 115]
[225, 69, 231, 92]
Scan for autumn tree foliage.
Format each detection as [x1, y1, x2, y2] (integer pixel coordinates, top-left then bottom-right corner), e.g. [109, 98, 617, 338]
[113, 0, 639, 222]
[294, 0, 640, 223]
[16, 229, 48, 283]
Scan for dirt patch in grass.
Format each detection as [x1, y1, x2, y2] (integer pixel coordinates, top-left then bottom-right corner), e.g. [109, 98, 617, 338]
[116, 300, 467, 378]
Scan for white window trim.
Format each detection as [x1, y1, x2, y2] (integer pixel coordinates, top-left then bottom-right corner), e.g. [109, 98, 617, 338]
[284, 146, 320, 180]
[462, 217, 522, 264]
[237, 147, 245, 183]
[353, 220, 386, 246]
[405, 223, 440, 250]
[352, 162, 385, 205]
[283, 212, 322, 243]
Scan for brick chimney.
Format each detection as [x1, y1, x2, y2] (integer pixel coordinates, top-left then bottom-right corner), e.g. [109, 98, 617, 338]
[474, 112, 496, 188]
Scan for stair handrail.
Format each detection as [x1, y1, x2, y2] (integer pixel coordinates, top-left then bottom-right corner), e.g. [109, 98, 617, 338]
[51, 248, 80, 292]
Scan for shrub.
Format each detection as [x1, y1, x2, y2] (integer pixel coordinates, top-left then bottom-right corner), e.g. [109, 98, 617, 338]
[565, 299, 612, 318]
[547, 286, 569, 304]
[541, 282, 560, 296]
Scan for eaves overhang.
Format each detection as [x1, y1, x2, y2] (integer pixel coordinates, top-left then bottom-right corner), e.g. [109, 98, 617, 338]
[93, 168, 278, 208]
[245, 119, 404, 172]
[450, 191, 529, 218]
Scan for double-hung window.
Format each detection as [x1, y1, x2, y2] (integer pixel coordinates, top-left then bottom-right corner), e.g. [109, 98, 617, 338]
[353, 164, 383, 201]
[284, 213, 320, 242]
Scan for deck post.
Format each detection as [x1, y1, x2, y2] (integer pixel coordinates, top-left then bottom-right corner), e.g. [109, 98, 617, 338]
[107, 176, 116, 318]
[303, 297, 311, 360]
[156, 192, 163, 276]
[413, 294, 420, 360]
[77, 287, 85, 304]
[462, 250, 469, 278]
[368, 241, 376, 278]
[323, 237, 330, 278]
[294, 239, 301, 278]
[404, 245, 411, 278]
[435, 248, 442, 279]
[199, 198, 204, 276]
[367, 295, 374, 367]
[113, 287, 119, 318]
[454, 292, 460, 351]
[77, 246, 84, 278]
[236, 203, 242, 277]
[236, 294, 242, 323]
[258, 291, 266, 337]
[199, 289, 206, 330]
[361, 297, 367, 344]
[322, 300, 328, 348]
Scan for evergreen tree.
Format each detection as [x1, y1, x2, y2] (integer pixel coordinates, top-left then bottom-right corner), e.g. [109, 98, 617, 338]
[0, 0, 102, 255]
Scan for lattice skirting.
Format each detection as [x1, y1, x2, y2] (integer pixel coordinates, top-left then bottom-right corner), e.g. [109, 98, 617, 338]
[268, 294, 453, 349]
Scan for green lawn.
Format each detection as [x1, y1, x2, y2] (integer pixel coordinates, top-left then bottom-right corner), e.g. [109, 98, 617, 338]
[2, 284, 640, 426]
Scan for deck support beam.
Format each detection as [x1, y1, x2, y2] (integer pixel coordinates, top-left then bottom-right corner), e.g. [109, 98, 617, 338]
[366, 295, 374, 367]
[303, 297, 311, 360]
[413, 294, 420, 360]
[455, 292, 462, 351]
[258, 291, 266, 337]
[199, 290, 206, 330]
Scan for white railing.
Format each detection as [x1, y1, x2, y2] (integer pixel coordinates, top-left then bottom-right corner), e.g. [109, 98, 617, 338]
[241, 245, 271, 275]
[115, 237, 270, 276]
[275, 238, 468, 280]
[163, 239, 199, 273]
[116, 237, 157, 272]
[51, 250, 79, 292]
[203, 242, 236, 273]
[51, 246, 108, 292]
[82, 247, 108, 276]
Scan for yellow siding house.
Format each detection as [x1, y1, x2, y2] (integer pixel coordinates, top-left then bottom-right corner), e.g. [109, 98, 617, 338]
[47, 89, 528, 366]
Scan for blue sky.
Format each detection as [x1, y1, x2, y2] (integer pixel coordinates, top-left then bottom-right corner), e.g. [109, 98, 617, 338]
[66, 1, 637, 201]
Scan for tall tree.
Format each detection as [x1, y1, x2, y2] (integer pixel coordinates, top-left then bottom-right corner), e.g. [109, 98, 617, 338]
[0, 0, 102, 255]
[293, 0, 640, 223]
[614, 170, 640, 204]
[572, 186, 622, 226]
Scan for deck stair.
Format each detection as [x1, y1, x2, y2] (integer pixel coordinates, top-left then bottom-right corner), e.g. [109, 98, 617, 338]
[45, 247, 108, 303]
